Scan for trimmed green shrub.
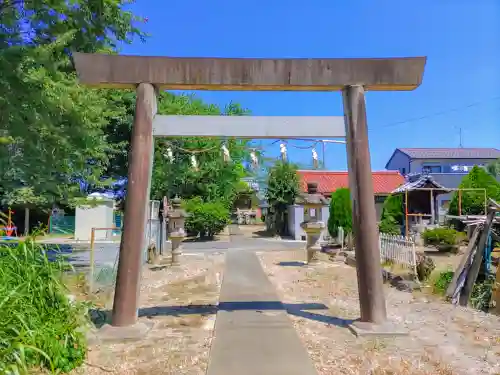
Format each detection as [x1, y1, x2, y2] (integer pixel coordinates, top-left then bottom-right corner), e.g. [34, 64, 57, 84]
[327, 188, 352, 237]
[185, 199, 230, 239]
[449, 166, 500, 216]
[0, 240, 88, 373]
[422, 227, 460, 252]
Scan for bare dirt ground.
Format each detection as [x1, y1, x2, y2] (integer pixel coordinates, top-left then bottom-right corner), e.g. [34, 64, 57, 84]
[258, 250, 500, 375]
[78, 253, 224, 375]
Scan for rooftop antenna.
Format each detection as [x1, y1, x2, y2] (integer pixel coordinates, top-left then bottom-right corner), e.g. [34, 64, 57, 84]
[459, 127, 463, 148]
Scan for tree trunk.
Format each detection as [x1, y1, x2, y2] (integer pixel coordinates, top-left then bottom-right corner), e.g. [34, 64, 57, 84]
[24, 207, 30, 236]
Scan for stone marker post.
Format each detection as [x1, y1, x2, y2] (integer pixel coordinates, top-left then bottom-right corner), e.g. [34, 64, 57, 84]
[167, 197, 187, 266]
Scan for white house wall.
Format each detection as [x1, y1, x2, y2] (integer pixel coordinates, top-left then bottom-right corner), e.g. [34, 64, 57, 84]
[74, 201, 115, 241]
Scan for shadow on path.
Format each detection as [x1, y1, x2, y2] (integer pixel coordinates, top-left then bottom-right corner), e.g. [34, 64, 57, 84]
[277, 261, 307, 267]
[139, 301, 353, 328]
[91, 301, 354, 329]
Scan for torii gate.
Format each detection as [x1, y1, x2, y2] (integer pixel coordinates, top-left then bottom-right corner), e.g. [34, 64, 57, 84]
[73, 53, 426, 335]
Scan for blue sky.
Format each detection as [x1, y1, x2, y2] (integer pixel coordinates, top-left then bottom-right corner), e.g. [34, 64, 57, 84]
[120, 0, 500, 171]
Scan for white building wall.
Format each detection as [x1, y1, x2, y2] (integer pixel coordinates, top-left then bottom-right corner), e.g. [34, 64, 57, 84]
[288, 204, 329, 241]
[74, 201, 114, 241]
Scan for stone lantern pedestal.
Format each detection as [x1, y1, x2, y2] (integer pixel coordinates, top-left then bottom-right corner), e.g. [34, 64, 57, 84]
[295, 182, 329, 265]
[167, 197, 188, 266]
[301, 221, 326, 264]
[170, 230, 185, 266]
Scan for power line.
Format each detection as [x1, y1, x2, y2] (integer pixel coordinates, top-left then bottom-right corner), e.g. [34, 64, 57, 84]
[373, 96, 500, 130]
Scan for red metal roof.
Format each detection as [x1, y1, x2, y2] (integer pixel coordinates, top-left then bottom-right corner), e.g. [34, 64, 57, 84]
[298, 170, 405, 195]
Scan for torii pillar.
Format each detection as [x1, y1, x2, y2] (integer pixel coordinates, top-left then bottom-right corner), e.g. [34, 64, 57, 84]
[73, 52, 426, 336]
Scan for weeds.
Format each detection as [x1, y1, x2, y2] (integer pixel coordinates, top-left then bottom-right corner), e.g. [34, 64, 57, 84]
[432, 270, 454, 295]
[471, 275, 495, 312]
[0, 239, 88, 374]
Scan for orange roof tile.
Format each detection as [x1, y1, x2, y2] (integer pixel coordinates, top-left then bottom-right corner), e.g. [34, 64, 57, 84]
[297, 170, 404, 195]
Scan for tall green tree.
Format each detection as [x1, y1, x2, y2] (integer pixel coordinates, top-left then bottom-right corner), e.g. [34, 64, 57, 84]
[487, 158, 500, 179]
[0, 0, 146, 51]
[449, 166, 500, 215]
[378, 194, 403, 234]
[327, 188, 352, 237]
[265, 161, 300, 236]
[0, 38, 110, 209]
[0, 0, 147, 211]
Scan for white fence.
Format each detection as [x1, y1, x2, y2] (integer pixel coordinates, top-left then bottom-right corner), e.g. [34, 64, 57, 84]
[379, 233, 417, 275]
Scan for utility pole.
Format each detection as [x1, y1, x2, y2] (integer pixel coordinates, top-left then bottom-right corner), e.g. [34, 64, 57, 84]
[459, 127, 463, 148]
[322, 141, 326, 169]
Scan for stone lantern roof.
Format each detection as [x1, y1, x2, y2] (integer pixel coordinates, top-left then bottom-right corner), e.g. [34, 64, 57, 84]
[167, 196, 188, 218]
[295, 182, 329, 206]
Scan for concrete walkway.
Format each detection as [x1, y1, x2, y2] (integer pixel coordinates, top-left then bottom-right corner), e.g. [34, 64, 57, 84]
[206, 250, 318, 375]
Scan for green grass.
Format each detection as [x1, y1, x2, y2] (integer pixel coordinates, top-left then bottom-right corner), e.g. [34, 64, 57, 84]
[432, 270, 454, 295]
[0, 239, 89, 374]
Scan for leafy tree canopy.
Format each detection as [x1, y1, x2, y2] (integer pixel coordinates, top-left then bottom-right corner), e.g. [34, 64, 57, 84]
[265, 161, 300, 236]
[150, 94, 254, 207]
[0, 0, 145, 208]
[448, 166, 500, 215]
[0, 37, 111, 208]
[487, 158, 500, 179]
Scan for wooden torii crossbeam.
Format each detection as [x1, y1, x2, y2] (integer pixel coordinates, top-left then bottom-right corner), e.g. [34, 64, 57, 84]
[73, 52, 426, 335]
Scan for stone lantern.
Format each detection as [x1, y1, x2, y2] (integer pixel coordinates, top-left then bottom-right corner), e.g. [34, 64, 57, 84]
[295, 182, 328, 264]
[167, 196, 188, 266]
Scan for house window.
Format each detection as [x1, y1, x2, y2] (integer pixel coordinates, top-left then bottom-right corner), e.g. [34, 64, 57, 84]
[451, 165, 473, 172]
[422, 165, 442, 173]
[400, 167, 406, 175]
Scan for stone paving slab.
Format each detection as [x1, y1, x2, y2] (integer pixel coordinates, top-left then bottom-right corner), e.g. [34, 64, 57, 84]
[206, 250, 318, 375]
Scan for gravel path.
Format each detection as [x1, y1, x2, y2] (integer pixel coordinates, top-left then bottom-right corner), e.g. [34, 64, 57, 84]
[82, 253, 224, 375]
[258, 250, 500, 375]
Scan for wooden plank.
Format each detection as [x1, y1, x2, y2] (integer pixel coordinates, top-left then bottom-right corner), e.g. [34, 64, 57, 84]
[489, 256, 500, 315]
[152, 115, 345, 138]
[489, 198, 500, 210]
[491, 230, 500, 243]
[459, 209, 496, 306]
[445, 226, 480, 298]
[72, 53, 427, 91]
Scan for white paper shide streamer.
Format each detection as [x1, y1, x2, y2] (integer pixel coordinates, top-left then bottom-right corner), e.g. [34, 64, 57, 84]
[250, 151, 258, 168]
[190, 155, 198, 171]
[164, 147, 174, 162]
[312, 148, 318, 169]
[280, 143, 287, 162]
[221, 144, 231, 162]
